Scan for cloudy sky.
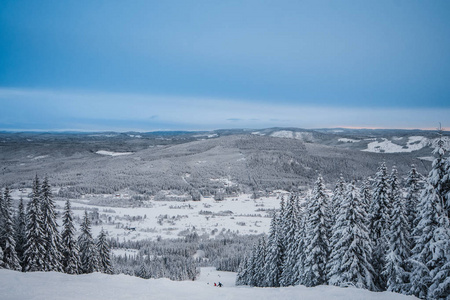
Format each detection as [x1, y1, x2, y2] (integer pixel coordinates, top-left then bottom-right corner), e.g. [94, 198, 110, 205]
[1, 0, 449, 131]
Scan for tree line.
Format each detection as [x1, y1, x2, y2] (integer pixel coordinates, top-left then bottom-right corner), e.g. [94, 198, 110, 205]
[237, 136, 450, 299]
[0, 175, 113, 275]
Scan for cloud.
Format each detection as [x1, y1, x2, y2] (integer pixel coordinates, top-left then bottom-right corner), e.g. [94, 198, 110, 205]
[0, 87, 449, 131]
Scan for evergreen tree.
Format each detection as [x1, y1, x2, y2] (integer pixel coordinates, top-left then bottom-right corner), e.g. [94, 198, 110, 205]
[429, 126, 450, 217]
[1, 188, 21, 270]
[294, 204, 307, 286]
[264, 212, 283, 287]
[78, 210, 99, 273]
[61, 199, 80, 274]
[280, 194, 299, 286]
[409, 184, 442, 298]
[330, 175, 345, 225]
[328, 181, 375, 290]
[24, 175, 46, 272]
[252, 237, 266, 287]
[360, 179, 372, 210]
[14, 197, 27, 270]
[383, 168, 411, 293]
[429, 212, 450, 299]
[0, 191, 5, 251]
[303, 175, 330, 287]
[369, 162, 391, 290]
[97, 229, 113, 274]
[235, 256, 249, 286]
[405, 164, 423, 231]
[40, 177, 63, 271]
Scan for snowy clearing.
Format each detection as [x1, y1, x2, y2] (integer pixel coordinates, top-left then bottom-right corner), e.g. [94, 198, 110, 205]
[96, 150, 133, 156]
[338, 138, 360, 143]
[0, 268, 418, 300]
[362, 136, 428, 153]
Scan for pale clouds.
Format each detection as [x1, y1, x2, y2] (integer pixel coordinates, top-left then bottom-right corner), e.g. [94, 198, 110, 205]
[0, 87, 447, 131]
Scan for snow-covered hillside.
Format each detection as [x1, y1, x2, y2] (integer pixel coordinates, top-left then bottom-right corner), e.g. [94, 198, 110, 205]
[0, 268, 418, 300]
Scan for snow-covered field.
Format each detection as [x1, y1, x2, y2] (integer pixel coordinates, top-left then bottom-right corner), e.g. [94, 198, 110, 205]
[362, 136, 429, 153]
[96, 150, 134, 156]
[0, 267, 418, 300]
[58, 193, 281, 241]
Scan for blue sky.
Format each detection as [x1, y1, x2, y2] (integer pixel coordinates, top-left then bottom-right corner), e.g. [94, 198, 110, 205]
[1, 0, 449, 131]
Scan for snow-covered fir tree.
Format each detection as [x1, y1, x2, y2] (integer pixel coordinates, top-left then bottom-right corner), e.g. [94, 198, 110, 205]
[264, 212, 283, 287]
[360, 179, 372, 210]
[61, 199, 80, 274]
[0, 191, 5, 252]
[280, 194, 300, 286]
[330, 175, 345, 225]
[383, 167, 411, 294]
[409, 184, 443, 299]
[428, 211, 450, 299]
[24, 175, 46, 272]
[429, 127, 450, 217]
[252, 237, 266, 287]
[405, 164, 423, 231]
[1, 188, 21, 271]
[40, 177, 63, 272]
[97, 229, 113, 274]
[328, 181, 375, 290]
[236, 256, 250, 286]
[78, 210, 99, 274]
[369, 162, 391, 290]
[303, 175, 330, 287]
[14, 197, 27, 270]
[294, 204, 307, 286]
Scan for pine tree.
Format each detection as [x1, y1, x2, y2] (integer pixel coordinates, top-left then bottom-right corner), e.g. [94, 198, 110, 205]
[0, 191, 5, 252]
[360, 179, 372, 210]
[409, 184, 442, 298]
[1, 188, 21, 271]
[252, 237, 266, 287]
[40, 177, 63, 271]
[235, 256, 250, 286]
[264, 212, 283, 287]
[369, 162, 391, 290]
[383, 168, 411, 293]
[294, 204, 307, 286]
[24, 175, 46, 272]
[14, 197, 27, 270]
[303, 175, 330, 287]
[328, 181, 375, 290]
[97, 229, 113, 274]
[61, 199, 80, 274]
[280, 194, 299, 286]
[330, 175, 345, 225]
[78, 210, 99, 274]
[405, 164, 423, 231]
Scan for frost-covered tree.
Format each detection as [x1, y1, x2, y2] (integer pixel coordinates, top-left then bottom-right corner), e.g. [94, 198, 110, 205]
[328, 181, 375, 290]
[97, 229, 113, 274]
[1, 188, 21, 271]
[252, 237, 267, 287]
[264, 212, 283, 287]
[78, 210, 99, 274]
[280, 194, 300, 286]
[360, 179, 372, 210]
[409, 184, 443, 298]
[429, 127, 450, 217]
[383, 168, 411, 294]
[303, 175, 330, 287]
[405, 164, 423, 231]
[236, 256, 250, 286]
[14, 197, 27, 270]
[369, 162, 391, 290]
[40, 177, 63, 272]
[61, 199, 80, 274]
[24, 175, 46, 272]
[294, 204, 307, 286]
[428, 212, 450, 299]
[330, 175, 345, 225]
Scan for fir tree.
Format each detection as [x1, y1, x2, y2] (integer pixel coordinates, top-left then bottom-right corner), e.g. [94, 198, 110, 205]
[1, 188, 21, 271]
[24, 175, 46, 272]
[330, 175, 345, 225]
[252, 237, 266, 287]
[97, 229, 113, 274]
[328, 181, 375, 290]
[280, 194, 300, 286]
[264, 212, 283, 287]
[369, 162, 391, 290]
[294, 204, 307, 286]
[383, 168, 411, 294]
[236, 256, 249, 286]
[40, 177, 63, 271]
[303, 175, 330, 287]
[409, 184, 442, 298]
[78, 210, 99, 274]
[14, 197, 27, 270]
[405, 164, 423, 231]
[61, 199, 80, 274]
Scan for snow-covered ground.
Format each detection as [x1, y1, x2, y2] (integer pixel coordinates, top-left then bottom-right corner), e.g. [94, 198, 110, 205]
[0, 268, 418, 300]
[38, 192, 285, 242]
[362, 136, 428, 153]
[96, 150, 133, 156]
[338, 138, 360, 143]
